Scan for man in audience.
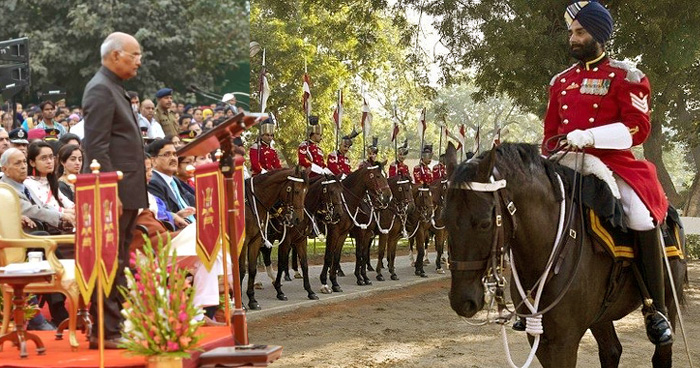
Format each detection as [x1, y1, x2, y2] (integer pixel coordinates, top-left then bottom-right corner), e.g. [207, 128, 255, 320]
[0, 128, 10, 158]
[155, 88, 178, 136]
[146, 139, 195, 228]
[138, 99, 165, 139]
[35, 100, 67, 138]
[9, 128, 29, 156]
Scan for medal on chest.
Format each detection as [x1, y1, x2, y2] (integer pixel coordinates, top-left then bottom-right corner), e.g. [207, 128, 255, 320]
[580, 78, 611, 95]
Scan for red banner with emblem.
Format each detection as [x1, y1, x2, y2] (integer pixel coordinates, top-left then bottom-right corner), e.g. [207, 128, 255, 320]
[74, 175, 99, 304]
[232, 155, 246, 257]
[194, 162, 224, 272]
[98, 172, 120, 296]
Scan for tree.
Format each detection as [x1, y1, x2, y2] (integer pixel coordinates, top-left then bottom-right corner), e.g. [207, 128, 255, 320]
[406, 0, 700, 212]
[0, 0, 249, 105]
[250, 0, 434, 166]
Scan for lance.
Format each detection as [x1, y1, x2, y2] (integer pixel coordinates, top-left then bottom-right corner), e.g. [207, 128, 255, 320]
[304, 58, 309, 126]
[439, 121, 444, 158]
[361, 86, 366, 160]
[420, 107, 425, 159]
[394, 106, 398, 164]
[336, 88, 340, 152]
[259, 48, 265, 113]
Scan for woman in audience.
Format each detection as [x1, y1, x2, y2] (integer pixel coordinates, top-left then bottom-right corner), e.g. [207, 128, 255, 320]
[165, 134, 183, 149]
[57, 144, 83, 202]
[24, 140, 74, 213]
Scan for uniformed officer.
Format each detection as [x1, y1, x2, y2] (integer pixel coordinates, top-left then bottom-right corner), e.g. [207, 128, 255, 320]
[8, 128, 29, 156]
[358, 137, 379, 169]
[298, 115, 331, 178]
[155, 88, 179, 136]
[327, 129, 358, 176]
[389, 140, 410, 179]
[432, 153, 447, 181]
[413, 144, 433, 186]
[542, 0, 672, 345]
[250, 118, 283, 176]
[178, 129, 197, 144]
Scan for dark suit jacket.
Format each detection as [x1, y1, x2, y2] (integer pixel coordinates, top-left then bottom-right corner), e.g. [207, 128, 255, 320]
[82, 66, 148, 210]
[148, 172, 195, 215]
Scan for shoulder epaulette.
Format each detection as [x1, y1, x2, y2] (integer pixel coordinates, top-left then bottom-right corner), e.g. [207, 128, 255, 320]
[549, 63, 578, 86]
[608, 59, 645, 83]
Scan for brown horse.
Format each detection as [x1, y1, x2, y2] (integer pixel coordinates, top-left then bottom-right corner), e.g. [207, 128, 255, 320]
[375, 175, 414, 281]
[405, 183, 435, 278]
[239, 167, 309, 310]
[270, 175, 344, 301]
[444, 143, 687, 367]
[319, 165, 391, 293]
[429, 178, 448, 273]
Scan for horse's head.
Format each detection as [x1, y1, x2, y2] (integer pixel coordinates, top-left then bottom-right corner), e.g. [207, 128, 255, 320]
[279, 166, 309, 227]
[363, 165, 391, 209]
[431, 178, 448, 220]
[413, 184, 434, 223]
[444, 145, 500, 317]
[389, 175, 414, 215]
[318, 174, 344, 224]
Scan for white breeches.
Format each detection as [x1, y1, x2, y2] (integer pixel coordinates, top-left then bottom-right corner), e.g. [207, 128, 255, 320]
[614, 174, 655, 231]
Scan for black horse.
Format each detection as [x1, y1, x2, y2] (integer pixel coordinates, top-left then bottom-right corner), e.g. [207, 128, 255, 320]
[444, 143, 687, 367]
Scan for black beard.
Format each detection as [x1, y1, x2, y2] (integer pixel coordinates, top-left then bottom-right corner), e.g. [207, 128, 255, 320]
[569, 39, 600, 62]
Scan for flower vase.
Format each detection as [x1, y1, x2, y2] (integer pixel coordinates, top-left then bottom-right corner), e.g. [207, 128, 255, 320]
[146, 355, 183, 368]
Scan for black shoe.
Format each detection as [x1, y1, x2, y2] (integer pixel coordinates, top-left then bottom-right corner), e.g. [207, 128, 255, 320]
[512, 319, 526, 331]
[27, 319, 56, 331]
[89, 336, 127, 349]
[645, 311, 673, 346]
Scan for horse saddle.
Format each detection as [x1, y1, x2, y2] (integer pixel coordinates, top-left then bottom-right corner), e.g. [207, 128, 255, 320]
[553, 155, 685, 262]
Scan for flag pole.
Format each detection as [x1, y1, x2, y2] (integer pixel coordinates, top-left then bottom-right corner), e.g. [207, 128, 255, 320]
[361, 86, 366, 160]
[393, 106, 398, 164]
[304, 58, 309, 125]
[420, 107, 425, 156]
[259, 49, 265, 113]
[336, 88, 340, 152]
[439, 122, 443, 158]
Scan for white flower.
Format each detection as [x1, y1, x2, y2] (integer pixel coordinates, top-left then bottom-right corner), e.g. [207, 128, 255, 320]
[124, 319, 134, 333]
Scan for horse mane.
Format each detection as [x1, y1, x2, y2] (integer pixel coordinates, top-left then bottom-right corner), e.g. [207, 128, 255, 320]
[452, 143, 563, 201]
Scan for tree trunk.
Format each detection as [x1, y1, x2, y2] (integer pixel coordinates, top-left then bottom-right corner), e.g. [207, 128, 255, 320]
[643, 118, 681, 206]
[683, 147, 700, 216]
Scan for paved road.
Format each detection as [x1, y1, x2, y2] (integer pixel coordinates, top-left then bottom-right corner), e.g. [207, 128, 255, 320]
[242, 253, 450, 322]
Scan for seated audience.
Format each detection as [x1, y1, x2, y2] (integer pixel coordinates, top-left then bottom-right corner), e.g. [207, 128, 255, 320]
[57, 144, 83, 202]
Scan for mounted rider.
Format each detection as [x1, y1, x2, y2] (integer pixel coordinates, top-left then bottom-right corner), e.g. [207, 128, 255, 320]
[432, 153, 447, 181]
[298, 115, 331, 178]
[413, 144, 433, 186]
[249, 117, 282, 176]
[327, 129, 358, 176]
[358, 137, 379, 169]
[542, 0, 672, 346]
[389, 140, 410, 179]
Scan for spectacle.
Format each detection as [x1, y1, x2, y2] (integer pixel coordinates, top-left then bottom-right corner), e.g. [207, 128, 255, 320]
[157, 152, 177, 158]
[120, 50, 143, 61]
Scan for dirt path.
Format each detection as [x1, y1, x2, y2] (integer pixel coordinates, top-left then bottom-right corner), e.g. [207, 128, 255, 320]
[249, 262, 700, 367]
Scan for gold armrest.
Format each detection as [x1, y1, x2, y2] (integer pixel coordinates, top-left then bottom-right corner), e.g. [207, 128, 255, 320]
[0, 237, 56, 252]
[25, 233, 75, 245]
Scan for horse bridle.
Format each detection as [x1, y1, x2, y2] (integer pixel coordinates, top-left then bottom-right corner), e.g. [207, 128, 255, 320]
[279, 175, 307, 226]
[416, 187, 434, 223]
[318, 178, 342, 224]
[448, 171, 518, 304]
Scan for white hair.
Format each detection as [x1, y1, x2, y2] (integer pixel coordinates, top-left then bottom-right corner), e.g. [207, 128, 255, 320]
[100, 34, 125, 59]
[0, 147, 20, 167]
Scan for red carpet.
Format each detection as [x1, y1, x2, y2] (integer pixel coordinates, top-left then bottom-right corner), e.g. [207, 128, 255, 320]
[0, 326, 233, 368]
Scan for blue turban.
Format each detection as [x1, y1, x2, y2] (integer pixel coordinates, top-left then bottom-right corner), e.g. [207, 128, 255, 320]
[564, 1, 614, 44]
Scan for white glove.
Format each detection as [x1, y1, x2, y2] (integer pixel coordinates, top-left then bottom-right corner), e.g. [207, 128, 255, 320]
[323, 167, 334, 176]
[261, 168, 268, 174]
[566, 129, 594, 149]
[340, 173, 347, 180]
[310, 163, 324, 174]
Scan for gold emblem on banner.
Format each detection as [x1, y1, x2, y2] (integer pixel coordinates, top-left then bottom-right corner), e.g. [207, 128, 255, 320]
[103, 200, 115, 244]
[202, 187, 215, 226]
[80, 203, 93, 248]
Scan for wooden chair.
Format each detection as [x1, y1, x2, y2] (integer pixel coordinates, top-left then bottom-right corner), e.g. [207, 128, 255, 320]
[0, 182, 80, 350]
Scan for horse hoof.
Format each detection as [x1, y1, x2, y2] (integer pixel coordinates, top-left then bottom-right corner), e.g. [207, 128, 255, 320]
[436, 268, 445, 274]
[332, 285, 343, 293]
[254, 282, 264, 290]
[320, 285, 333, 294]
[337, 269, 345, 277]
[366, 265, 375, 272]
[357, 279, 365, 286]
[276, 294, 288, 301]
[390, 274, 399, 281]
[415, 270, 427, 278]
[424, 259, 430, 265]
[284, 274, 292, 282]
[308, 293, 319, 300]
[249, 302, 261, 310]
[376, 274, 385, 281]
[364, 279, 372, 285]
[410, 261, 415, 267]
[294, 271, 303, 279]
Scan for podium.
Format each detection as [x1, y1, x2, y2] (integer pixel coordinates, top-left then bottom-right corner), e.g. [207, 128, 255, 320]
[177, 112, 283, 366]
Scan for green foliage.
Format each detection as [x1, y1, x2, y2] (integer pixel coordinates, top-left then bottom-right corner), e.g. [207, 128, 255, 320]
[118, 236, 203, 357]
[0, 0, 249, 105]
[250, 0, 435, 165]
[685, 234, 700, 260]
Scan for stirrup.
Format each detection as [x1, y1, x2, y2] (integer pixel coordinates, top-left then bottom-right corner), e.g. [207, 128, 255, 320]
[645, 311, 673, 346]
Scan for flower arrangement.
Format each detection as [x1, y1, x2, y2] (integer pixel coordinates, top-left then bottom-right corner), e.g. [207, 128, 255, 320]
[118, 236, 204, 357]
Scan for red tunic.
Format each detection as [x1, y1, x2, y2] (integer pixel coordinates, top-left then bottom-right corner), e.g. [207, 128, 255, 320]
[298, 140, 325, 177]
[389, 161, 410, 179]
[249, 141, 282, 176]
[432, 163, 446, 181]
[542, 56, 667, 223]
[413, 163, 433, 186]
[327, 150, 351, 175]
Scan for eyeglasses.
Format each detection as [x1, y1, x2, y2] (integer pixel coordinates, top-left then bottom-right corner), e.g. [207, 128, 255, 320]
[120, 50, 143, 61]
[157, 152, 177, 158]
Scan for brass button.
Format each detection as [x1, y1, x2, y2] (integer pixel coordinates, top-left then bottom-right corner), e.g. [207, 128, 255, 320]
[560, 78, 566, 83]
[562, 105, 568, 110]
[576, 69, 581, 73]
[609, 72, 615, 78]
[593, 103, 599, 109]
[589, 117, 595, 123]
[561, 91, 567, 95]
[593, 67, 599, 72]
[563, 119, 569, 124]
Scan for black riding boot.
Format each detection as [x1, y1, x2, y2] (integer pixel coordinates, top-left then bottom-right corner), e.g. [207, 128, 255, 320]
[636, 228, 673, 346]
